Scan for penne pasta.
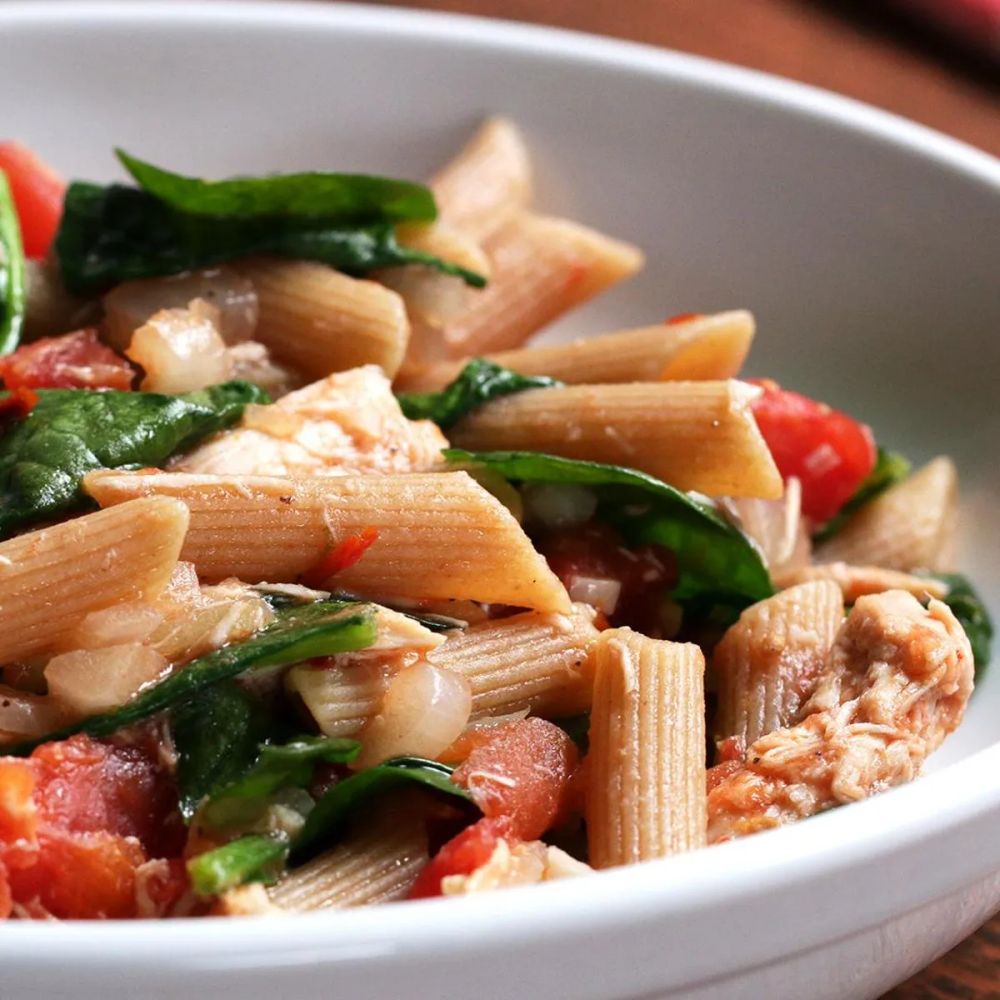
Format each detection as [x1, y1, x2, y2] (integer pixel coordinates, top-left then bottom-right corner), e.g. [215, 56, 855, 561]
[713, 581, 844, 749]
[426, 604, 600, 720]
[397, 311, 755, 392]
[451, 379, 783, 499]
[430, 117, 532, 241]
[235, 258, 410, 379]
[0, 497, 188, 665]
[773, 562, 949, 603]
[815, 457, 958, 572]
[83, 470, 572, 613]
[587, 629, 706, 869]
[268, 811, 429, 911]
[407, 213, 644, 365]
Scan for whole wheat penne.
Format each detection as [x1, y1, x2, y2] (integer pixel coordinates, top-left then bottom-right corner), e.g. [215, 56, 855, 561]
[430, 117, 532, 241]
[268, 812, 429, 911]
[451, 379, 783, 499]
[713, 581, 844, 749]
[815, 457, 958, 572]
[0, 497, 188, 664]
[83, 470, 571, 613]
[410, 213, 643, 364]
[397, 311, 755, 392]
[426, 604, 600, 719]
[773, 562, 949, 603]
[587, 629, 706, 868]
[235, 258, 410, 379]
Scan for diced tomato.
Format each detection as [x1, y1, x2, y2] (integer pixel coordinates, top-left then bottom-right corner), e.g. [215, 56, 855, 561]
[748, 379, 876, 524]
[452, 718, 579, 841]
[0, 735, 184, 919]
[300, 527, 379, 588]
[0, 386, 39, 421]
[0, 141, 66, 259]
[408, 816, 512, 899]
[537, 522, 678, 634]
[0, 329, 136, 392]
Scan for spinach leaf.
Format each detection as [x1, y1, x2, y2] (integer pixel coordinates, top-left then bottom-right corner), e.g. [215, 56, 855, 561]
[937, 573, 993, 679]
[0, 172, 26, 354]
[172, 682, 274, 821]
[55, 183, 485, 295]
[201, 735, 361, 829]
[398, 360, 560, 430]
[0, 380, 268, 538]
[6, 601, 378, 755]
[814, 448, 911, 543]
[118, 150, 436, 224]
[187, 835, 289, 896]
[292, 757, 469, 862]
[445, 449, 773, 606]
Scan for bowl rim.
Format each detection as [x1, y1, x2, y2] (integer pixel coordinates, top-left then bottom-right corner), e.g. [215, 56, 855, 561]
[0, 0, 998, 971]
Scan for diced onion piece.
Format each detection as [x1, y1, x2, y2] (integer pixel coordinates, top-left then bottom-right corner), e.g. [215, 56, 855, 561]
[149, 592, 274, 664]
[356, 662, 472, 768]
[566, 575, 621, 615]
[0, 685, 66, 738]
[126, 299, 231, 393]
[723, 476, 809, 572]
[65, 601, 165, 651]
[522, 483, 598, 530]
[103, 267, 258, 349]
[44, 644, 169, 717]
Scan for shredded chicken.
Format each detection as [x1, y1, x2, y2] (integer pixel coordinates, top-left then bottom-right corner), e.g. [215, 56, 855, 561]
[173, 365, 447, 477]
[441, 840, 591, 895]
[707, 591, 973, 843]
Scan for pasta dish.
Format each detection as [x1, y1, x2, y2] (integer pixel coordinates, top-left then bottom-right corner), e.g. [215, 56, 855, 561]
[0, 121, 990, 919]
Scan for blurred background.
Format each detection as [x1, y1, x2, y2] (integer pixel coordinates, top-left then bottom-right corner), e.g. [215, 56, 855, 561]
[370, 0, 1000, 157]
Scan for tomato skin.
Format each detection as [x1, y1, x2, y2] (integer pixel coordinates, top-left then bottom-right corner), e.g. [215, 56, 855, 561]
[0, 329, 135, 391]
[300, 527, 379, 588]
[748, 379, 876, 524]
[0, 141, 65, 259]
[408, 816, 512, 899]
[452, 718, 578, 841]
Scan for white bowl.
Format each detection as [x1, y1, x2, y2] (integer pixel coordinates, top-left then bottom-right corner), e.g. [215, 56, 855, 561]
[1, 4, 998, 998]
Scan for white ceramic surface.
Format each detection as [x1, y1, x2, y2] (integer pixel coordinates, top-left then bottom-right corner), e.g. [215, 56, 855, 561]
[1, 4, 998, 998]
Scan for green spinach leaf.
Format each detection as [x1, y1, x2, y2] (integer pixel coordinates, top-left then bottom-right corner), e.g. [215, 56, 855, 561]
[172, 681, 274, 821]
[6, 601, 378, 755]
[292, 757, 469, 862]
[55, 183, 485, 294]
[445, 449, 773, 606]
[187, 835, 289, 896]
[0, 380, 268, 538]
[0, 172, 26, 354]
[937, 573, 993, 679]
[814, 448, 911, 543]
[118, 150, 436, 224]
[398, 359, 561, 430]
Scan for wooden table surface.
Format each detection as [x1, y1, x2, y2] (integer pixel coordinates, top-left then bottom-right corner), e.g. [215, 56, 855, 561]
[366, 1, 1000, 996]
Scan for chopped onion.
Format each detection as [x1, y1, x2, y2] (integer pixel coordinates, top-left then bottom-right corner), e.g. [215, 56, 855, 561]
[149, 592, 274, 664]
[521, 483, 598, 529]
[44, 644, 169, 717]
[567, 575, 621, 615]
[356, 662, 472, 768]
[722, 477, 809, 572]
[66, 601, 164, 651]
[126, 299, 231, 393]
[102, 267, 258, 349]
[0, 685, 66, 738]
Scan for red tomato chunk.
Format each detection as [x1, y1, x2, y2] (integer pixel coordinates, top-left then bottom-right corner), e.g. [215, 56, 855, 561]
[748, 378, 876, 524]
[0, 141, 66, 260]
[0, 735, 185, 919]
[0, 329, 136, 391]
[408, 816, 512, 899]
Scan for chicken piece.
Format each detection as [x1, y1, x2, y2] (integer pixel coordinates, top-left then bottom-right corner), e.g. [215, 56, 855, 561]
[773, 561, 948, 604]
[440, 840, 591, 895]
[173, 365, 446, 477]
[707, 591, 973, 843]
